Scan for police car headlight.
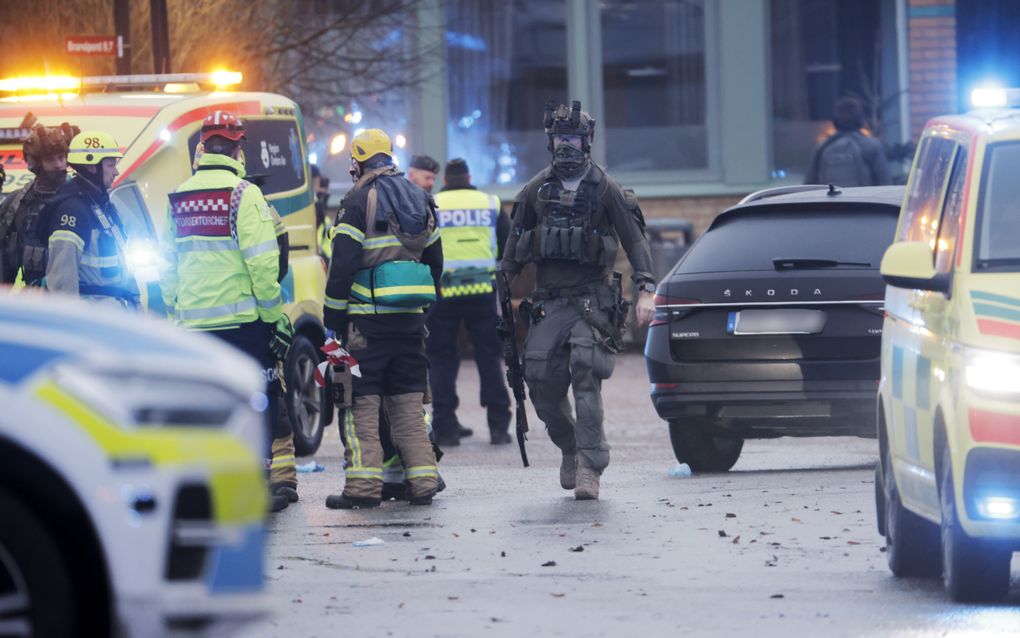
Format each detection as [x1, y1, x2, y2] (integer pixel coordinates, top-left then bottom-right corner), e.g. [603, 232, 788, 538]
[964, 349, 1020, 397]
[54, 366, 247, 428]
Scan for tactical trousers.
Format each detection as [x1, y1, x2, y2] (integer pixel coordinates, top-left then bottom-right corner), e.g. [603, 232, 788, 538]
[522, 293, 617, 472]
[207, 321, 296, 486]
[341, 330, 438, 500]
[426, 293, 511, 439]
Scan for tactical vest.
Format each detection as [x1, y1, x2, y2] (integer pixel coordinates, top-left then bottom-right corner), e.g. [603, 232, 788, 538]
[514, 165, 618, 268]
[433, 188, 499, 297]
[0, 182, 54, 285]
[349, 167, 438, 315]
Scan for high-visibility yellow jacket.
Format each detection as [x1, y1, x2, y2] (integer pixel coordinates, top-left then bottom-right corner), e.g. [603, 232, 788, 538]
[433, 188, 500, 297]
[161, 153, 283, 329]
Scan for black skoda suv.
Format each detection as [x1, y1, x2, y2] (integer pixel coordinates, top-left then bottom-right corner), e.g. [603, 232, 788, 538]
[645, 185, 902, 471]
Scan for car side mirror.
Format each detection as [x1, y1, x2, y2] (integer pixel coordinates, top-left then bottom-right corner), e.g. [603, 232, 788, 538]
[880, 241, 951, 294]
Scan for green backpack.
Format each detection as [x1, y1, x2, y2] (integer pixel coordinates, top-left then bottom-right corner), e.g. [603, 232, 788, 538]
[351, 260, 436, 308]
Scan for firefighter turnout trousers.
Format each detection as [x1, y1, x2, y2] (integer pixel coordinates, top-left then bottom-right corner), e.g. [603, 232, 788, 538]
[340, 328, 438, 500]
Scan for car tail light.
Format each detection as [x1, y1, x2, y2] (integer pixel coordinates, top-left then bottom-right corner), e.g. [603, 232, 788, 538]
[652, 382, 679, 392]
[651, 295, 700, 326]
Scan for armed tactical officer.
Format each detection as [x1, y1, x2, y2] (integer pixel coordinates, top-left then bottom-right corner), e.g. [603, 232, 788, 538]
[42, 131, 139, 307]
[500, 101, 655, 500]
[429, 158, 512, 446]
[0, 122, 78, 286]
[161, 111, 295, 513]
[323, 128, 443, 509]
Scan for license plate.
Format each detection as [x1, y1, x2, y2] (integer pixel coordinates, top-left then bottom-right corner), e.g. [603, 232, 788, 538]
[727, 309, 826, 335]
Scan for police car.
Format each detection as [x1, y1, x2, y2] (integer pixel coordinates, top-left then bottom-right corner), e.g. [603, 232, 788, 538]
[0, 72, 331, 455]
[0, 293, 267, 635]
[876, 86, 1020, 601]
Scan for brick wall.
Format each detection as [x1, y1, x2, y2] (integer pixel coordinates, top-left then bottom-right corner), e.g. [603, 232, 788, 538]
[908, 0, 958, 138]
[641, 195, 744, 236]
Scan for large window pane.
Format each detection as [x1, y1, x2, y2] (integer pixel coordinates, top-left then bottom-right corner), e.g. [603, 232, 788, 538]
[771, 0, 881, 178]
[601, 0, 707, 171]
[445, 0, 567, 187]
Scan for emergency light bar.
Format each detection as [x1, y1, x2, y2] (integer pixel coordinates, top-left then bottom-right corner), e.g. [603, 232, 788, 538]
[970, 86, 1020, 109]
[82, 71, 243, 89]
[0, 71, 242, 95]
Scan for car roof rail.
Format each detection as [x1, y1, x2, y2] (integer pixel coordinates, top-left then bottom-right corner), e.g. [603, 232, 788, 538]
[737, 184, 830, 206]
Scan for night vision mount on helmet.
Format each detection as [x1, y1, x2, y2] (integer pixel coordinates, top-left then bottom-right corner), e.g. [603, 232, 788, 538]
[23, 123, 79, 172]
[543, 100, 596, 153]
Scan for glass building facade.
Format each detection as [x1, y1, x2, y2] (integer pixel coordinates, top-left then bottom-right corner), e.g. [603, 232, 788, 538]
[373, 0, 908, 202]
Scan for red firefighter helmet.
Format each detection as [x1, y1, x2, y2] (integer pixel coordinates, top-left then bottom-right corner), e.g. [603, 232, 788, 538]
[200, 110, 245, 143]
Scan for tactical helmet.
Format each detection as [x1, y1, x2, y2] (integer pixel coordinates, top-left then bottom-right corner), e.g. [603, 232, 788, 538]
[23, 123, 78, 172]
[350, 129, 394, 162]
[200, 110, 245, 143]
[67, 131, 123, 166]
[543, 100, 596, 153]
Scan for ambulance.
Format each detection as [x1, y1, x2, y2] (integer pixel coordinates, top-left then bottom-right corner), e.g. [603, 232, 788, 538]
[0, 72, 331, 455]
[876, 86, 1020, 601]
[0, 293, 268, 636]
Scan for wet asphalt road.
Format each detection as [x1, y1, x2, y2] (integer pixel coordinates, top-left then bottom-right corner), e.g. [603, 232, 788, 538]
[248, 354, 1020, 637]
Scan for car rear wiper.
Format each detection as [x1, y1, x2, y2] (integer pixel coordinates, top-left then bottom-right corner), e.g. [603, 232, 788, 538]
[772, 258, 871, 270]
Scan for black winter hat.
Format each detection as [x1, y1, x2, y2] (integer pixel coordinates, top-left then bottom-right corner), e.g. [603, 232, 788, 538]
[445, 158, 469, 177]
[409, 154, 440, 173]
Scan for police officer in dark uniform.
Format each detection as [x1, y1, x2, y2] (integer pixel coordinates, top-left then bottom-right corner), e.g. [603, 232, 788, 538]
[500, 101, 656, 500]
[0, 122, 78, 286]
[429, 158, 513, 447]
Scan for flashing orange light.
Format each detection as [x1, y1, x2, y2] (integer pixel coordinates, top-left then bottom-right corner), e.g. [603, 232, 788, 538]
[210, 70, 242, 87]
[0, 75, 80, 93]
[330, 133, 347, 155]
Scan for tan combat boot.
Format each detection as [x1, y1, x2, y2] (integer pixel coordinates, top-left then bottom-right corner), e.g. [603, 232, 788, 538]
[574, 458, 600, 500]
[560, 453, 576, 490]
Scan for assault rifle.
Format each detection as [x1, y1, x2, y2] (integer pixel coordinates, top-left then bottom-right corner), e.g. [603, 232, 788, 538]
[496, 269, 530, 467]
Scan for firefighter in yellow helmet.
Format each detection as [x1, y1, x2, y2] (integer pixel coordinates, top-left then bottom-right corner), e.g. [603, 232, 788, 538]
[40, 130, 139, 307]
[323, 128, 443, 509]
[161, 111, 295, 513]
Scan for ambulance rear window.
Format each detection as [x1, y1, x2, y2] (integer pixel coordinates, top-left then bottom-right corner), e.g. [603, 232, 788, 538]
[188, 118, 307, 196]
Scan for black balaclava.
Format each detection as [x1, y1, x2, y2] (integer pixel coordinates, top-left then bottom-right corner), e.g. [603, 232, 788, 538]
[72, 163, 107, 195]
[544, 100, 595, 180]
[551, 144, 589, 180]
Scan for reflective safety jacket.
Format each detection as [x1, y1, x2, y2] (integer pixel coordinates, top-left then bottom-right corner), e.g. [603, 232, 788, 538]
[161, 153, 283, 330]
[433, 188, 500, 297]
[42, 176, 139, 305]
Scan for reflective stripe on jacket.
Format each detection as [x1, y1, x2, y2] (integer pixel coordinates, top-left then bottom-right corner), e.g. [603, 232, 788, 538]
[161, 153, 282, 329]
[433, 188, 499, 297]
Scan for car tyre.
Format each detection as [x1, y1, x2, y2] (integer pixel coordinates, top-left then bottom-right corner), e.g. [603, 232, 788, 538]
[883, 445, 941, 577]
[286, 334, 327, 457]
[0, 487, 76, 638]
[667, 419, 743, 472]
[939, 446, 1012, 602]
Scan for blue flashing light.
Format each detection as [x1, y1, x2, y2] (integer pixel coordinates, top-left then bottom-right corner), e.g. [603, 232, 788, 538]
[971, 85, 1008, 109]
